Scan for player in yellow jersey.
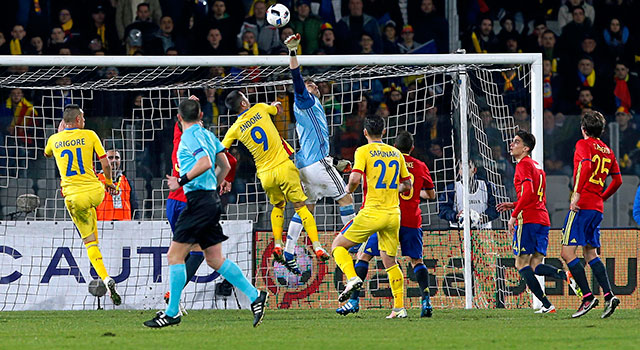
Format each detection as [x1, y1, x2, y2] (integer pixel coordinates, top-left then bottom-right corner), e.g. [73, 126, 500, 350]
[331, 114, 412, 317]
[44, 104, 122, 306]
[222, 90, 329, 262]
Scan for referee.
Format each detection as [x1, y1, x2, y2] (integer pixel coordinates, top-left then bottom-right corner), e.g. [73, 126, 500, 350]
[143, 98, 267, 328]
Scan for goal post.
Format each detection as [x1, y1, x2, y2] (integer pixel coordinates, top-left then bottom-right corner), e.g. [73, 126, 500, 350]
[0, 53, 544, 311]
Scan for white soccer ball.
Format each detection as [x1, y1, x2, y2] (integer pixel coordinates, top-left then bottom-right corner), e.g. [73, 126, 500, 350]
[266, 4, 290, 28]
[458, 209, 482, 228]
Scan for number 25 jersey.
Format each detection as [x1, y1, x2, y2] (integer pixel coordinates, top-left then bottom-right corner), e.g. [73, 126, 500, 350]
[44, 128, 107, 196]
[353, 141, 410, 210]
[572, 137, 621, 212]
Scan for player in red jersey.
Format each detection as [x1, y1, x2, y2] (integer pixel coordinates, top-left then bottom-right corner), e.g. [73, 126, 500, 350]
[497, 130, 579, 314]
[560, 111, 622, 319]
[336, 131, 436, 318]
[163, 95, 237, 309]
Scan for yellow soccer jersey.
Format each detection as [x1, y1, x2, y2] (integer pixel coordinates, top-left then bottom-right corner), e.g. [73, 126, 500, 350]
[222, 103, 293, 173]
[353, 141, 410, 210]
[44, 128, 106, 196]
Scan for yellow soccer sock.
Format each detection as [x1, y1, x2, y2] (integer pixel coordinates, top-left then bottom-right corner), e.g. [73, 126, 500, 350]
[85, 241, 109, 280]
[294, 206, 319, 245]
[271, 206, 285, 245]
[386, 264, 404, 309]
[332, 246, 356, 280]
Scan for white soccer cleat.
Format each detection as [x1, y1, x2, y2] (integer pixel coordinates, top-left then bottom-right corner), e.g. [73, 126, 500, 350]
[534, 305, 556, 314]
[386, 308, 408, 319]
[338, 277, 363, 302]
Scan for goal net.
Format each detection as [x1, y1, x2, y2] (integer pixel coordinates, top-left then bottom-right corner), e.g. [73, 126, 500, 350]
[0, 54, 544, 311]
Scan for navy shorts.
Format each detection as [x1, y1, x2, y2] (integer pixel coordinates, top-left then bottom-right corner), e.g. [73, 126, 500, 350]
[166, 198, 187, 232]
[561, 209, 602, 247]
[360, 226, 424, 259]
[512, 223, 549, 256]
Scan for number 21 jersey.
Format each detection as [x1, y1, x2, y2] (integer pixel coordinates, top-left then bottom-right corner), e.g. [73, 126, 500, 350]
[572, 137, 621, 212]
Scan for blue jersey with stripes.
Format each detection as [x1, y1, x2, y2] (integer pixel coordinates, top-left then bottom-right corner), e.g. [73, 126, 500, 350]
[177, 124, 225, 193]
[291, 67, 330, 168]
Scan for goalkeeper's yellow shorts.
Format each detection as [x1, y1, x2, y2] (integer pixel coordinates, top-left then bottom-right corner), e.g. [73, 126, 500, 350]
[257, 159, 307, 205]
[340, 207, 401, 256]
[64, 186, 104, 239]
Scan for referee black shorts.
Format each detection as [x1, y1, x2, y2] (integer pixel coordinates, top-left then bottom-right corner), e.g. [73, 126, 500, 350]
[173, 190, 228, 249]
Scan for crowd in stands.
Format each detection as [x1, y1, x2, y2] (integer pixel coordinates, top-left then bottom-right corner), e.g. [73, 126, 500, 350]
[0, 0, 639, 210]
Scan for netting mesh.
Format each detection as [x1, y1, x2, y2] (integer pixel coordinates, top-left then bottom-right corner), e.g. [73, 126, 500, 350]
[0, 61, 540, 310]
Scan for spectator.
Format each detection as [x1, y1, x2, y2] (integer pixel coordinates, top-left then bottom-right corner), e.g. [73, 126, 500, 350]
[5, 88, 38, 146]
[503, 33, 522, 53]
[381, 20, 399, 54]
[540, 30, 561, 73]
[239, 29, 259, 55]
[58, 46, 72, 55]
[559, 6, 592, 57]
[574, 33, 609, 76]
[126, 28, 144, 55]
[514, 105, 530, 132]
[480, 109, 502, 149]
[202, 87, 223, 128]
[0, 32, 7, 54]
[290, 0, 322, 55]
[201, 0, 239, 54]
[8, 24, 33, 55]
[202, 28, 230, 55]
[336, 98, 368, 161]
[543, 58, 562, 111]
[117, 0, 162, 41]
[96, 149, 140, 221]
[48, 26, 67, 47]
[237, 0, 280, 55]
[152, 16, 185, 54]
[87, 35, 104, 54]
[57, 8, 81, 46]
[523, 17, 546, 52]
[397, 25, 421, 53]
[611, 107, 640, 174]
[543, 109, 571, 176]
[335, 0, 383, 54]
[612, 61, 640, 113]
[30, 36, 44, 55]
[90, 5, 120, 55]
[557, 0, 595, 30]
[383, 83, 403, 115]
[317, 22, 337, 54]
[438, 159, 499, 229]
[564, 56, 609, 113]
[362, 0, 403, 31]
[572, 86, 600, 115]
[497, 14, 519, 48]
[408, 0, 448, 53]
[465, 15, 499, 53]
[124, 3, 161, 48]
[602, 17, 631, 63]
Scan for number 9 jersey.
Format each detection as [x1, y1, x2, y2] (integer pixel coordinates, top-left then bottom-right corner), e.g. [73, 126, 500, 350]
[44, 128, 107, 196]
[572, 137, 621, 212]
[353, 141, 410, 210]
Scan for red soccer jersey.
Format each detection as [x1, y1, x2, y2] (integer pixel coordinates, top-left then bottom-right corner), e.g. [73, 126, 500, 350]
[168, 122, 187, 202]
[399, 154, 434, 228]
[511, 156, 550, 225]
[572, 137, 622, 212]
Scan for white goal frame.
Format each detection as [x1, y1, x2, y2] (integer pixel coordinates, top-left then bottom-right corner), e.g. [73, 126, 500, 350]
[2, 53, 543, 310]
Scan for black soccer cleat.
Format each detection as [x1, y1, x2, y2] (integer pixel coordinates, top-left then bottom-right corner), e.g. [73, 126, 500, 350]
[283, 253, 301, 275]
[601, 296, 620, 319]
[251, 290, 268, 327]
[571, 297, 599, 318]
[105, 277, 122, 306]
[143, 311, 181, 328]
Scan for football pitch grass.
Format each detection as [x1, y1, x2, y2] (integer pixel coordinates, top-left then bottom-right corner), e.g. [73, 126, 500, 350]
[1, 308, 639, 349]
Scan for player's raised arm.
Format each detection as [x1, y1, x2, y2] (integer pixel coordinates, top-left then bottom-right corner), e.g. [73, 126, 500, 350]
[285, 33, 315, 109]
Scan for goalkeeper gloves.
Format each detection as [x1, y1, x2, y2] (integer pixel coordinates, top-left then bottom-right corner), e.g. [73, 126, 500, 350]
[284, 33, 301, 56]
[335, 159, 352, 173]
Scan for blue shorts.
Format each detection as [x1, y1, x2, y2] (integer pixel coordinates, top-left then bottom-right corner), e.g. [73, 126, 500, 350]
[166, 198, 187, 232]
[360, 226, 424, 259]
[561, 209, 602, 247]
[512, 223, 549, 256]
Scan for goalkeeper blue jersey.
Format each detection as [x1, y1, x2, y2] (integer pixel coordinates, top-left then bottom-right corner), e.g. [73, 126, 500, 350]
[291, 67, 329, 169]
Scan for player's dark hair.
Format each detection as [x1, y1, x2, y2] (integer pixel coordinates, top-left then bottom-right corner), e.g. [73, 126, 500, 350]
[137, 2, 150, 11]
[178, 99, 201, 122]
[394, 130, 413, 153]
[516, 129, 536, 153]
[364, 115, 385, 137]
[225, 90, 244, 114]
[581, 110, 606, 137]
[63, 104, 82, 123]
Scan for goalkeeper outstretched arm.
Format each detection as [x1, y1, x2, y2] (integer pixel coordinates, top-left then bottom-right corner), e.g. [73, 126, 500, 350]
[286, 33, 315, 109]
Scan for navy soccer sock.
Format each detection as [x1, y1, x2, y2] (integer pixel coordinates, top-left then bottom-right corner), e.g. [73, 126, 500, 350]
[567, 258, 592, 299]
[519, 266, 552, 308]
[414, 263, 431, 299]
[589, 257, 613, 300]
[534, 264, 566, 280]
[350, 260, 369, 300]
[184, 251, 205, 287]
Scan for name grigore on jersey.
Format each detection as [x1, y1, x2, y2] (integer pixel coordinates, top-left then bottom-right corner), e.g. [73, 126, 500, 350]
[54, 138, 86, 149]
[239, 113, 263, 133]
